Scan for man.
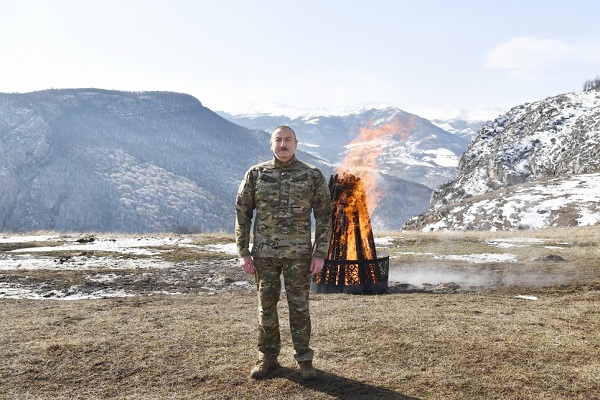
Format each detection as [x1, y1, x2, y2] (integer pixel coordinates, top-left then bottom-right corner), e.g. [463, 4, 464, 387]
[235, 125, 332, 380]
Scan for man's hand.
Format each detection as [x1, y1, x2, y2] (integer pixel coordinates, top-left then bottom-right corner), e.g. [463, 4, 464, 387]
[309, 257, 324, 276]
[240, 255, 255, 275]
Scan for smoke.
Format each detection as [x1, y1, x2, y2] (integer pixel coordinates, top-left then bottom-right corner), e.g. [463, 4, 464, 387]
[389, 263, 568, 290]
[494, 271, 567, 288]
[389, 264, 495, 289]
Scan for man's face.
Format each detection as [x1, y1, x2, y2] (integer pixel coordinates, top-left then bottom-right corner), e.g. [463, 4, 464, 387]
[270, 128, 298, 162]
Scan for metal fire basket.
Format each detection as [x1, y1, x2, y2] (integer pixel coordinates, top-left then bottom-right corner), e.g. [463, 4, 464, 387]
[310, 173, 389, 295]
[311, 255, 389, 294]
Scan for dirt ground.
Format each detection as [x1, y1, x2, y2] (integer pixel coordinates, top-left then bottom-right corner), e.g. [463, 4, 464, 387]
[1, 228, 599, 399]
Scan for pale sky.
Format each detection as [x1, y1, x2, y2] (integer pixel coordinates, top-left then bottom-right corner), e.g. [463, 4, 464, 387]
[2, 0, 600, 119]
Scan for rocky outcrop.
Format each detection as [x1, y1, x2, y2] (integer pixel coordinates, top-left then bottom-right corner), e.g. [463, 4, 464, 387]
[405, 90, 600, 230]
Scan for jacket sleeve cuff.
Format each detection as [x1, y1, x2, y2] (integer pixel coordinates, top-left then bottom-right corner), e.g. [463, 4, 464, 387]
[239, 249, 251, 257]
[312, 250, 328, 259]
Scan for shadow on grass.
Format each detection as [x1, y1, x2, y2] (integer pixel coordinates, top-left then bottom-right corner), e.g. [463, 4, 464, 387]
[276, 366, 420, 400]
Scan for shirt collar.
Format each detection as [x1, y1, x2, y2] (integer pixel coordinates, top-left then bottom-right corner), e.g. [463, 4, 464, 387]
[273, 155, 297, 169]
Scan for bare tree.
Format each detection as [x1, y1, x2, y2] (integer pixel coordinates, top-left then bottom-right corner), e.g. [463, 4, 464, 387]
[583, 76, 600, 91]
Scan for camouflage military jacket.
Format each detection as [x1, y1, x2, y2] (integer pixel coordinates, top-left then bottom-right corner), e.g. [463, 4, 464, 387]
[235, 155, 332, 260]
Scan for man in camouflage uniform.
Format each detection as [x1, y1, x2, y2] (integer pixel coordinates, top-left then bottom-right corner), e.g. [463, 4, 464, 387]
[235, 125, 332, 380]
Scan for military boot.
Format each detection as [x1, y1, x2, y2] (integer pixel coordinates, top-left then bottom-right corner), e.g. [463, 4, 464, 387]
[250, 358, 279, 379]
[298, 361, 317, 380]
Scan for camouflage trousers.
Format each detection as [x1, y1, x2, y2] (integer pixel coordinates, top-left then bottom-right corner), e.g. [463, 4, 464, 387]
[253, 257, 314, 362]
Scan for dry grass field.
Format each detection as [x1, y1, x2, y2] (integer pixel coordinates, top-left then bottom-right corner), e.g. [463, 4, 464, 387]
[1, 226, 599, 399]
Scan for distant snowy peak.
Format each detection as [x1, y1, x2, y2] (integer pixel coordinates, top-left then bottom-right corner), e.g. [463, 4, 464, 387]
[222, 102, 315, 119]
[219, 101, 394, 119]
[221, 102, 501, 123]
[221, 105, 471, 192]
[430, 119, 486, 139]
[422, 107, 505, 139]
[413, 106, 505, 122]
[221, 103, 498, 146]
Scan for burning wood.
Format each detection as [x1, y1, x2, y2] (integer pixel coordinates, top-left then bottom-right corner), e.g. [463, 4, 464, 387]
[311, 173, 388, 294]
[328, 173, 377, 262]
[311, 117, 415, 294]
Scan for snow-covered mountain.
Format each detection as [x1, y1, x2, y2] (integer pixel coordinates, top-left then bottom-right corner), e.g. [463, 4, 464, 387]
[0, 89, 481, 234]
[0, 89, 303, 233]
[423, 107, 504, 140]
[430, 118, 488, 140]
[220, 107, 479, 229]
[219, 107, 471, 190]
[404, 90, 600, 231]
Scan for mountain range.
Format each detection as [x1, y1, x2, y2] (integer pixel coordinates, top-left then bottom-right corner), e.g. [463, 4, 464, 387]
[1, 89, 272, 233]
[6, 87, 597, 234]
[219, 108, 484, 229]
[0, 89, 475, 233]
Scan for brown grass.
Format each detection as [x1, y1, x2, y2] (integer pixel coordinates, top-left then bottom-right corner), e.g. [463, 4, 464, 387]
[1, 226, 600, 399]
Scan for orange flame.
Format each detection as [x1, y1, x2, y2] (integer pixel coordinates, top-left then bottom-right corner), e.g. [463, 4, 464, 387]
[337, 113, 415, 214]
[318, 113, 416, 285]
[330, 174, 375, 261]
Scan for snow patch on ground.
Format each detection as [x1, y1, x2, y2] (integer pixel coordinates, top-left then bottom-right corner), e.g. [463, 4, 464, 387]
[0, 235, 61, 243]
[205, 243, 238, 255]
[7, 236, 193, 256]
[394, 252, 517, 263]
[485, 238, 548, 248]
[374, 236, 395, 246]
[0, 233, 570, 300]
[514, 295, 538, 301]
